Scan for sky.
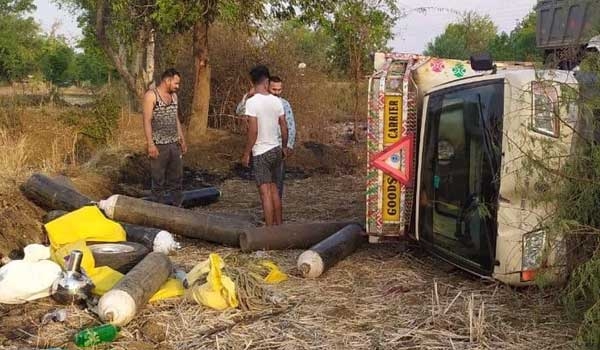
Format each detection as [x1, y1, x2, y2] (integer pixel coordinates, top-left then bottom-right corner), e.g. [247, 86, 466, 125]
[32, 0, 538, 53]
[392, 0, 538, 52]
[32, 0, 80, 46]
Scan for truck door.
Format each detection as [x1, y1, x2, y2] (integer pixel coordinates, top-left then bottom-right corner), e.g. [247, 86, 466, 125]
[416, 80, 504, 275]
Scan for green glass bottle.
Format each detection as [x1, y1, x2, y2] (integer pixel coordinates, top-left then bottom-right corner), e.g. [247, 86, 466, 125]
[73, 324, 119, 347]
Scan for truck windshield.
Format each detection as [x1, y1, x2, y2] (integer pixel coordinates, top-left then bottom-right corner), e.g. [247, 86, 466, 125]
[418, 80, 504, 274]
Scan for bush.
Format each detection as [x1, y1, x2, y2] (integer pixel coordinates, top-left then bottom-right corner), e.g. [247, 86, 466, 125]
[534, 53, 600, 349]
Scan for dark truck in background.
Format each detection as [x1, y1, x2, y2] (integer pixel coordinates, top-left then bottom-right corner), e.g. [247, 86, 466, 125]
[536, 0, 599, 68]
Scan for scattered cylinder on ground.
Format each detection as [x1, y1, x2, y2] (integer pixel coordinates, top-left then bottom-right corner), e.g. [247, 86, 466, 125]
[297, 224, 365, 278]
[239, 221, 358, 252]
[20, 173, 93, 212]
[98, 195, 253, 246]
[141, 187, 221, 208]
[98, 252, 171, 326]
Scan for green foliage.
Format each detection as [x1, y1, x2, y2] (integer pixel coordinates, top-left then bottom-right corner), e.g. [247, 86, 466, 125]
[0, 1, 38, 81]
[563, 253, 600, 348]
[425, 10, 543, 62]
[85, 89, 122, 141]
[61, 89, 123, 143]
[324, 0, 397, 76]
[508, 12, 542, 62]
[517, 52, 600, 349]
[487, 32, 513, 61]
[268, 20, 334, 72]
[424, 11, 497, 60]
[0, 10, 42, 81]
[40, 37, 76, 86]
[152, 0, 210, 33]
[577, 302, 600, 349]
[0, 0, 34, 15]
[74, 46, 113, 86]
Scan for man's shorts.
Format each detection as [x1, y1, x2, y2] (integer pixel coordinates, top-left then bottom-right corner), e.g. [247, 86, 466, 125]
[252, 146, 282, 186]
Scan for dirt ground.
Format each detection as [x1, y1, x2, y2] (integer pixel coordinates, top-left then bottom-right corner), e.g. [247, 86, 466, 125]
[0, 172, 579, 350]
[0, 113, 579, 349]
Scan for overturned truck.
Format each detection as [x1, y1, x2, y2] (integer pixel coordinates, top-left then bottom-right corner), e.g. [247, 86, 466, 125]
[366, 52, 585, 286]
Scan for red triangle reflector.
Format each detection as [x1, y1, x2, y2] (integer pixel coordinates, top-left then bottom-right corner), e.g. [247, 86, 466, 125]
[371, 135, 414, 186]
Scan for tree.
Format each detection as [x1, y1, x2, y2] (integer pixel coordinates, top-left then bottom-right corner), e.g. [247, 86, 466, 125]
[326, 1, 396, 74]
[58, 0, 157, 100]
[488, 32, 513, 61]
[40, 36, 76, 86]
[74, 35, 115, 87]
[149, 0, 332, 137]
[58, 0, 362, 137]
[488, 12, 542, 62]
[73, 47, 113, 86]
[321, 0, 397, 140]
[508, 12, 542, 62]
[0, 0, 33, 14]
[57, 0, 254, 135]
[424, 11, 497, 59]
[0, 0, 42, 81]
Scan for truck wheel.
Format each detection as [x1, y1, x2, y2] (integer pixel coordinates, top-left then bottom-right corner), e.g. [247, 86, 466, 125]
[88, 242, 150, 273]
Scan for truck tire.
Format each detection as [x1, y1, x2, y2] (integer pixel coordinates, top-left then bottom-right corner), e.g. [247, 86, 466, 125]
[88, 242, 150, 274]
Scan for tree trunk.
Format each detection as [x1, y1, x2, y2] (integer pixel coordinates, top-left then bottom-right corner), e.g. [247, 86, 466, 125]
[189, 21, 211, 137]
[144, 29, 155, 88]
[94, 0, 151, 102]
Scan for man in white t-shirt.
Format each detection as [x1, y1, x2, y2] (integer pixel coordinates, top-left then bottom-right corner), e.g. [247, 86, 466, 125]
[242, 65, 289, 226]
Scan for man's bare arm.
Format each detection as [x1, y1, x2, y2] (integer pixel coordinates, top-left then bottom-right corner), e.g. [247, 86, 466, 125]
[279, 114, 288, 152]
[142, 91, 159, 158]
[244, 117, 258, 155]
[175, 106, 187, 154]
[242, 117, 258, 167]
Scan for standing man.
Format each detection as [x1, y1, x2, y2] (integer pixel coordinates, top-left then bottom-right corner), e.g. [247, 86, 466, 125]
[268, 76, 296, 198]
[242, 65, 289, 226]
[142, 68, 187, 206]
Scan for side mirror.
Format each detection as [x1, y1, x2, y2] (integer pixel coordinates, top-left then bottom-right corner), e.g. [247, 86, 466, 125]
[470, 52, 495, 71]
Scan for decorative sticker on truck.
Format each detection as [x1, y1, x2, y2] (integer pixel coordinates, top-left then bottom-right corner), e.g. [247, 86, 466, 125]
[381, 95, 403, 224]
[382, 175, 401, 222]
[384, 95, 403, 144]
[430, 59, 445, 73]
[366, 76, 385, 233]
[382, 95, 403, 223]
[452, 62, 467, 78]
[367, 53, 429, 235]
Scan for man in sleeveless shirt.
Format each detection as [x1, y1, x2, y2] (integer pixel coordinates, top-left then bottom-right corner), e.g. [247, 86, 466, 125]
[242, 65, 289, 226]
[142, 68, 187, 206]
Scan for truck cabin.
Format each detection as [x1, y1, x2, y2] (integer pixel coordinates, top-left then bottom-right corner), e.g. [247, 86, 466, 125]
[367, 53, 578, 285]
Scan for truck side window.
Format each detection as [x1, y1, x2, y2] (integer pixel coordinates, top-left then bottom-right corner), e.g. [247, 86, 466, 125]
[531, 81, 559, 137]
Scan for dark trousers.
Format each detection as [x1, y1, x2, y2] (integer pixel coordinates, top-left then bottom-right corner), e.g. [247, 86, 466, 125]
[150, 142, 183, 206]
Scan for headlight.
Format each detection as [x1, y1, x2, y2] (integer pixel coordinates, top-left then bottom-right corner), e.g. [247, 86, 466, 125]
[521, 230, 546, 281]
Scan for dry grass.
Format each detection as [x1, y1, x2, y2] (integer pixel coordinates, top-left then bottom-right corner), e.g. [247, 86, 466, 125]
[0, 129, 30, 190]
[0, 106, 85, 192]
[0, 175, 578, 350]
[0, 102, 579, 349]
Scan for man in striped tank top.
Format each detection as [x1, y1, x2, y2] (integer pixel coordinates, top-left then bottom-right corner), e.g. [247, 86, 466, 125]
[142, 68, 187, 206]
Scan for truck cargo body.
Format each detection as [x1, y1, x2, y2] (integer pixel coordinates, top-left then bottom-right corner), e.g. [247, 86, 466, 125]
[536, 0, 597, 49]
[536, 0, 600, 67]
